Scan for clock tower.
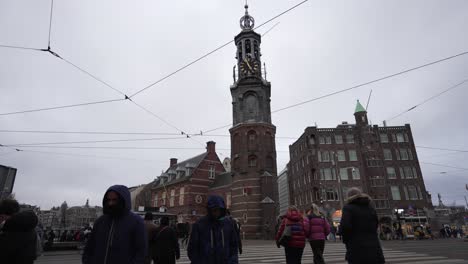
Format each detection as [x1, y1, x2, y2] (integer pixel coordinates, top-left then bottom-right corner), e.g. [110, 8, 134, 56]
[230, 4, 278, 239]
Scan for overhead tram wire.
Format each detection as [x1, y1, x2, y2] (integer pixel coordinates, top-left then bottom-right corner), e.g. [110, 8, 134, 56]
[2, 136, 188, 147]
[416, 146, 468, 153]
[199, 50, 468, 134]
[0, 130, 182, 136]
[128, 0, 309, 99]
[0, 44, 44, 52]
[0, 98, 125, 116]
[47, 0, 55, 48]
[420, 162, 468, 171]
[386, 78, 468, 122]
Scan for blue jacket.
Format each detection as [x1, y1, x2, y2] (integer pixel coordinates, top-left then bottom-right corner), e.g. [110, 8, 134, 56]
[83, 185, 147, 264]
[187, 195, 238, 264]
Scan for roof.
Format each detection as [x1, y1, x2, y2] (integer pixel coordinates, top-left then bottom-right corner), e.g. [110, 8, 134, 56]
[154, 152, 208, 188]
[354, 100, 366, 113]
[210, 172, 233, 189]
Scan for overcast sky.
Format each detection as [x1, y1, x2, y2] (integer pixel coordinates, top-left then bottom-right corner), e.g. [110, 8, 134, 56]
[1, 0, 467, 209]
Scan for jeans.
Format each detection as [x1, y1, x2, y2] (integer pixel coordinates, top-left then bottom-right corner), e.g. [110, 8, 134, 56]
[309, 240, 325, 264]
[284, 246, 304, 264]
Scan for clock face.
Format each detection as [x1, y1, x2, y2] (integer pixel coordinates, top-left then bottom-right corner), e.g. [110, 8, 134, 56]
[240, 57, 259, 75]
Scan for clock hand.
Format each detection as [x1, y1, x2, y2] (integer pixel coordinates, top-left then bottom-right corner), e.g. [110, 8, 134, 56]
[243, 58, 253, 71]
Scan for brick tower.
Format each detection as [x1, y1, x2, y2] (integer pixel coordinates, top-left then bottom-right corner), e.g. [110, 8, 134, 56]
[230, 4, 278, 239]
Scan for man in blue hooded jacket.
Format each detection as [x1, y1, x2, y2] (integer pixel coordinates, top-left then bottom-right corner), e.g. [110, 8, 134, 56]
[187, 195, 238, 264]
[82, 185, 147, 264]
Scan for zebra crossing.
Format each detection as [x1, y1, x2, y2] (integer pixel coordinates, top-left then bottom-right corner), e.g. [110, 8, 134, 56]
[35, 240, 468, 264]
[176, 242, 467, 264]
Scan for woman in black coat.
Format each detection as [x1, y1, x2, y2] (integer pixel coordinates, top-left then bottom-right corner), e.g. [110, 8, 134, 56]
[340, 188, 385, 264]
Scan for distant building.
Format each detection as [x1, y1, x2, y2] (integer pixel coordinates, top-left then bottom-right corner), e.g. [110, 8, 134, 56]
[38, 200, 102, 230]
[129, 184, 147, 211]
[0, 164, 17, 199]
[277, 166, 290, 215]
[288, 101, 433, 227]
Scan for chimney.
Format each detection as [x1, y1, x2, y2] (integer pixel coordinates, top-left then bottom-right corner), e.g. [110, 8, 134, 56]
[170, 158, 178, 167]
[206, 141, 216, 153]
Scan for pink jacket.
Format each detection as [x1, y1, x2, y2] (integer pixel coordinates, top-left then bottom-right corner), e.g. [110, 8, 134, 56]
[307, 214, 330, 241]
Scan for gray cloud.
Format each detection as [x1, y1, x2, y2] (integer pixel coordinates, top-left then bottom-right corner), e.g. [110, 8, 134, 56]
[1, 0, 467, 209]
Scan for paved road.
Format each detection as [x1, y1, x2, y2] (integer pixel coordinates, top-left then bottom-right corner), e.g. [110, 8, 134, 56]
[36, 239, 468, 264]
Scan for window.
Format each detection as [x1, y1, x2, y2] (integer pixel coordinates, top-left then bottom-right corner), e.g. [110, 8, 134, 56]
[387, 167, 396, 179]
[399, 149, 409, 160]
[161, 192, 166, 206]
[390, 186, 401, 200]
[325, 188, 338, 201]
[417, 186, 423, 200]
[402, 186, 408, 200]
[335, 135, 343, 144]
[412, 167, 418, 178]
[352, 168, 361, 180]
[320, 168, 335, 180]
[154, 193, 158, 207]
[339, 168, 348, 180]
[348, 150, 358, 161]
[186, 168, 192, 176]
[400, 166, 416, 179]
[396, 133, 405, 143]
[179, 187, 185, 205]
[374, 200, 389, 209]
[309, 136, 315, 145]
[169, 189, 175, 207]
[407, 186, 419, 200]
[408, 149, 414, 160]
[380, 133, 389, 143]
[370, 176, 385, 187]
[346, 134, 355, 144]
[176, 170, 185, 179]
[209, 165, 216, 179]
[337, 150, 346, 161]
[248, 156, 257, 167]
[383, 149, 392, 160]
[325, 136, 332, 144]
[318, 151, 331, 162]
[319, 136, 325, 144]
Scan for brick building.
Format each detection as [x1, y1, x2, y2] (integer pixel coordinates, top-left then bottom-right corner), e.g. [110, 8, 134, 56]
[147, 141, 229, 223]
[287, 101, 433, 226]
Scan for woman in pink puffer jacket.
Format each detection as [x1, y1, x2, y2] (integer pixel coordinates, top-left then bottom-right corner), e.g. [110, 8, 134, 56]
[307, 204, 330, 264]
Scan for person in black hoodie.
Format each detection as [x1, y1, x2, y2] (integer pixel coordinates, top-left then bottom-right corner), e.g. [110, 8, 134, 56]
[340, 188, 385, 264]
[82, 185, 147, 264]
[0, 198, 38, 264]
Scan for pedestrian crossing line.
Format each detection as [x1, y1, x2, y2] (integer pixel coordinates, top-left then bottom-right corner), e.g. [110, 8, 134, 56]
[174, 244, 468, 264]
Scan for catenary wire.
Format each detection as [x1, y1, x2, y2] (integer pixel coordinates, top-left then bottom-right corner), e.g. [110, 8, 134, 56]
[416, 146, 468, 153]
[199, 50, 468, 134]
[3, 136, 188, 147]
[47, 0, 54, 48]
[0, 98, 125, 116]
[128, 0, 309, 99]
[386, 79, 468, 122]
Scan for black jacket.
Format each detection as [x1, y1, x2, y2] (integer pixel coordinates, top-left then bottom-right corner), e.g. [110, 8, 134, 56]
[340, 194, 385, 264]
[153, 225, 180, 264]
[0, 211, 38, 264]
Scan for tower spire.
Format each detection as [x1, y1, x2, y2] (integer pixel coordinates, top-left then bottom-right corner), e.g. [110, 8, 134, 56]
[240, 2, 255, 30]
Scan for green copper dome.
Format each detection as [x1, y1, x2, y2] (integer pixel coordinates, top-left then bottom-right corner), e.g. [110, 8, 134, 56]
[354, 100, 366, 113]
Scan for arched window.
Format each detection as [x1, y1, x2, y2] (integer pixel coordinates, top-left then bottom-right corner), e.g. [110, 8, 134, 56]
[237, 42, 242, 61]
[245, 39, 251, 55]
[248, 155, 257, 167]
[253, 40, 259, 59]
[266, 156, 274, 169]
[265, 131, 273, 146]
[245, 93, 259, 121]
[247, 130, 257, 150]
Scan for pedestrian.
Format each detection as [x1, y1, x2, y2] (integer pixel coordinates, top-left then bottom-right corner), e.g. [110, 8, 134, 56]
[226, 209, 243, 255]
[143, 212, 158, 264]
[82, 185, 147, 264]
[275, 205, 308, 264]
[329, 224, 337, 242]
[306, 204, 330, 264]
[340, 188, 385, 264]
[187, 195, 239, 264]
[0, 198, 39, 264]
[153, 216, 180, 264]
